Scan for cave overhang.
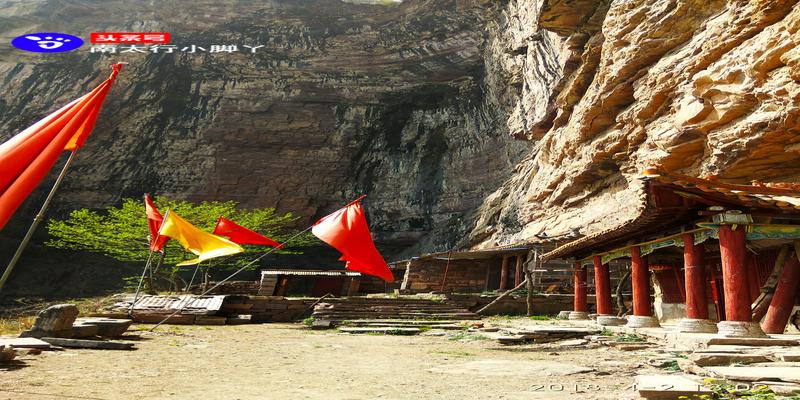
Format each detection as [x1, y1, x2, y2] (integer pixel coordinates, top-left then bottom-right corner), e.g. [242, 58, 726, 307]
[543, 168, 800, 264]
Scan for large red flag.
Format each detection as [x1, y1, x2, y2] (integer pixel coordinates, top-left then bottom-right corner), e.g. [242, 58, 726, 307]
[144, 194, 169, 252]
[311, 199, 393, 282]
[213, 217, 283, 248]
[0, 64, 123, 230]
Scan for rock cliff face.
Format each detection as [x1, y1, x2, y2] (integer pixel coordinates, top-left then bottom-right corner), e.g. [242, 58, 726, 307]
[1, 0, 798, 265]
[0, 0, 524, 259]
[469, 0, 800, 249]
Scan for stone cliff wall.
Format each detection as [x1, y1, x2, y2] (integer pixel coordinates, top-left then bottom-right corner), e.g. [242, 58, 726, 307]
[470, 0, 800, 249]
[0, 0, 525, 261]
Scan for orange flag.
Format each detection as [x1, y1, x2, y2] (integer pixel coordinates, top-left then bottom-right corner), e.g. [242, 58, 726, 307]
[312, 198, 394, 282]
[0, 64, 122, 230]
[159, 211, 244, 266]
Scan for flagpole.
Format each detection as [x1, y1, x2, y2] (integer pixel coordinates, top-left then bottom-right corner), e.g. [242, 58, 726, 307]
[186, 261, 201, 292]
[0, 150, 79, 294]
[344, 194, 367, 208]
[129, 247, 157, 315]
[152, 247, 167, 276]
[129, 209, 168, 315]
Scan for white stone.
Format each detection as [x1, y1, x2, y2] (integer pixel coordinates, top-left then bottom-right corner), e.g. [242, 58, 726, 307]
[596, 315, 626, 326]
[626, 315, 661, 328]
[676, 318, 718, 333]
[636, 374, 711, 399]
[706, 366, 800, 384]
[568, 311, 590, 320]
[717, 321, 768, 338]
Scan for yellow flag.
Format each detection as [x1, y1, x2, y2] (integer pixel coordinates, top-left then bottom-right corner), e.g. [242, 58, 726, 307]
[159, 211, 244, 266]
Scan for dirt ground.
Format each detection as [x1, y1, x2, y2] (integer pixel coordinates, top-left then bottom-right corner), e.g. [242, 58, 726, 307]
[0, 321, 672, 400]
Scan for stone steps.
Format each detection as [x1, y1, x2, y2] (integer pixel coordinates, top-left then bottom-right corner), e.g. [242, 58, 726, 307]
[311, 297, 481, 325]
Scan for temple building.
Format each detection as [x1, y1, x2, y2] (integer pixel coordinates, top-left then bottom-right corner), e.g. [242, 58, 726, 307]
[544, 168, 800, 337]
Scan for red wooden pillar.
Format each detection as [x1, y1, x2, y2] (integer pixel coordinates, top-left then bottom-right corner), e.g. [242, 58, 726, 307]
[514, 254, 524, 287]
[593, 255, 612, 315]
[574, 262, 587, 313]
[499, 256, 509, 291]
[761, 253, 800, 334]
[630, 247, 651, 317]
[683, 233, 709, 319]
[718, 225, 752, 322]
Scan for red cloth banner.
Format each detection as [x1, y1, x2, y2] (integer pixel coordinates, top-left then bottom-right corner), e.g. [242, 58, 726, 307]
[144, 194, 169, 252]
[213, 217, 283, 248]
[0, 64, 122, 230]
[311, 199, 393, 282]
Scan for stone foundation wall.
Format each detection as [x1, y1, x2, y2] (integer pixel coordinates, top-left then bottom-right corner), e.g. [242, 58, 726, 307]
[449, 293, 574, 316]
[401, 259, 495, 293]
[202, 281, 261, 295]
[221, 296, 316, 322]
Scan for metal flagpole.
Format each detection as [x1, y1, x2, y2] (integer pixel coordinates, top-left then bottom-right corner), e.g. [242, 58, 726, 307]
[129, 209, 168, 315]
[128, 247, 157, 315]
[152, 247, 167, 275]
[0, 150, 79, 294]
[186, 261, 201, 292]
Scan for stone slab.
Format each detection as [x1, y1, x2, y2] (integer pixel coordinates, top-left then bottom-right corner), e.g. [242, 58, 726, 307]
[40, 337, 135, 350]
[596, 316, 626, 326]
[70, 323, 100, 338]
[497, 336, 529, 345]
[428, 359, 593, 376]
[515, 327, 600, 334]
[636, 375, 711, 399]
[699, 345, 767, 353]
[780, 354, 800, 362]
[0, 337, 52, 349]
[707, 337, 800, 346]
[339, 327, 421, 334]
[360, 323, 464, 330]
[706, 366, 800, 383]
[690, 352, 771, 366]
[754, 380, 800, 396]
[75, 318, 132, 338]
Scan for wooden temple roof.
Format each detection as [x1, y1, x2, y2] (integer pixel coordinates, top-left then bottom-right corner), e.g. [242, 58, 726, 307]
[543, 169, 800, 261]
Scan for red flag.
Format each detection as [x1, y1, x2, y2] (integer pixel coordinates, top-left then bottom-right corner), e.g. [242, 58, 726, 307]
[144, 194, 169, 252]
[213, 217, 283, 248]
[0, 64, 123, 230]
[311, 199, 393, 282]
